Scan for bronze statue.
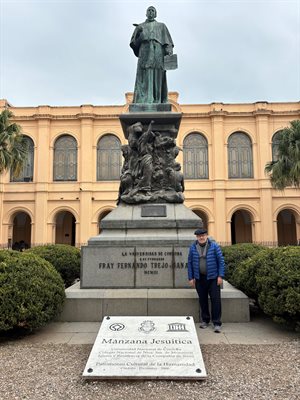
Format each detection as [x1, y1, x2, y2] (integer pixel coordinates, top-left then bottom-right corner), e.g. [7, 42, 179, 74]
[130, 6, 177, 104]
[119, 121, 184, 204]
[119, 7, 182, 204]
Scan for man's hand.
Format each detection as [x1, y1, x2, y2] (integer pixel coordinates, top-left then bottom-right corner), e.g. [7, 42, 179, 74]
[217, 277, 223, 286]
[189, 279, 195, 288]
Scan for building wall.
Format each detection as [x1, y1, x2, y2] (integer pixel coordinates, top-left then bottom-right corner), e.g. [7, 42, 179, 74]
[0, 95, 299, 247]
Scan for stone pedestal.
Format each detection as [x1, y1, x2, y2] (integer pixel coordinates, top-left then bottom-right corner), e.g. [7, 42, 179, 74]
[119, 111, 182, 137]
[70, 110, 250, 324]
[81, 203, 203, 289]
[58, 281, 250, 323]
[128, 103, 172, 112]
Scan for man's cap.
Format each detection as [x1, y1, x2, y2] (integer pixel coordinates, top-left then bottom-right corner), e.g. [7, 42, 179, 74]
[194, 228, 208, 235]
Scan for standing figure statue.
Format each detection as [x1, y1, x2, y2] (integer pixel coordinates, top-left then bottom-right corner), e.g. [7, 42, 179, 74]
[130, 6, 176, 104]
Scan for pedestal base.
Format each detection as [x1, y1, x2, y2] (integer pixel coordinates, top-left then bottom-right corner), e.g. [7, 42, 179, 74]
[129, 103, 172, 112]
[58, 281, 250, 323]
[81, 203, 203, 289]
[119, 111, 182, 138]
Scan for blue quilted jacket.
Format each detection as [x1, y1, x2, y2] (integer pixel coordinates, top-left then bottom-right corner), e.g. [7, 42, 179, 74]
[188, 238, 225, 280]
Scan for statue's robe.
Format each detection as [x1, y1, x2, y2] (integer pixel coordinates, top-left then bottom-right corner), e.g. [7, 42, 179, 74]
[130, 20, 174, 104]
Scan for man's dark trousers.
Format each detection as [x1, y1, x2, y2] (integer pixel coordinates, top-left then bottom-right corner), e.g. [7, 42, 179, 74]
[195, 274, 222, 326]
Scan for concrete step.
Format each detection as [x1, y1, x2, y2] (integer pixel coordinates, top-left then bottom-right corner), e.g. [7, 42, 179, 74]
[57, 281, 250, 323]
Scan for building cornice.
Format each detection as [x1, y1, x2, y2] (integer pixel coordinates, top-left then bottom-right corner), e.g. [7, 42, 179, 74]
[12, 113, 122, 121]
[182, 110, 300, 118]
[10, 108, 300, 121]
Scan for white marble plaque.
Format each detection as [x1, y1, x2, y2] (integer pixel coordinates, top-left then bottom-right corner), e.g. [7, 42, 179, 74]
[83, 316, 207, 380]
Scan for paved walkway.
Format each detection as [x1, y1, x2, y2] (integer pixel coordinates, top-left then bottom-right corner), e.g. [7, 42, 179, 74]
[17, 312, 299, 345]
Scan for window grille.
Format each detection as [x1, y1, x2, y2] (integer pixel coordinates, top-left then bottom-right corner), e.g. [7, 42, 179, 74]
[228, 132, 253, 178]
[53, 135, 77, 181]
[97, 134, 121, 180]
[10, 136, 34, 182]
[183, 133, 208, 179]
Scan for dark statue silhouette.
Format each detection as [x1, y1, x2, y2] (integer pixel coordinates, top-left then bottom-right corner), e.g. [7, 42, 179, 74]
[118, 7, 182, 205]
[118, 121, 184, 204]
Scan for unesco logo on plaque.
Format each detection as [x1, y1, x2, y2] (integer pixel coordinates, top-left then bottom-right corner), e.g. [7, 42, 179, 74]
[167, 323, 189, 332]
[109, 323, 125, 331]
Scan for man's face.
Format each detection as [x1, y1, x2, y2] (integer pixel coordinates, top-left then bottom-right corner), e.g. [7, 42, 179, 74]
[146, 7, 156, 21]
[196, 234, 208, 245]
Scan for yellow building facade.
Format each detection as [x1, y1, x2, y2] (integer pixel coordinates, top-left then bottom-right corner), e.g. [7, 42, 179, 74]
[0, 94, 299, 248]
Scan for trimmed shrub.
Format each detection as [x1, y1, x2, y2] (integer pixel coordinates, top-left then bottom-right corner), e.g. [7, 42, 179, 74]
[0, 250, 65, 332]
[27, 244, 80, 287]
[255, 246, 300, 329]
[233, 248, 271, 300]
[221, 243, 266, 286]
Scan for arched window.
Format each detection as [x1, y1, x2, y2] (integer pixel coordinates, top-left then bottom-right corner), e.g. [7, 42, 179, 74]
[12, 211, 32, 248]
[192, 209, 208, 230]
[55, 211, 76, 246]
[272, 130, 283, 161]
[98, 209, 113, 233]
[183, 133, 208, 179]
[10, 136, 34, 182]
[97, 134, 121, 180]
[53, 135, 77, 181]
[277, 209, 297, 246]
[228, 132, 253, 178]
[231, 209, 253, 244]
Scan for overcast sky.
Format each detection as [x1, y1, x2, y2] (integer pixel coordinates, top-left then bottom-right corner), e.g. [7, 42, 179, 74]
[0, 0, 299, 107]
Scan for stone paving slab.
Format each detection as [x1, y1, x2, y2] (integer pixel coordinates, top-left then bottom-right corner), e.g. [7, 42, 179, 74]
[39, 322, 100, 333]
[68, 332, 98, 345]
[15, 316, 299, 346]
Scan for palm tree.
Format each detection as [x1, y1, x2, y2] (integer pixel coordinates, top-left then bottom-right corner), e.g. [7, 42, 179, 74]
[265, 120, 300, 190]
[0, 109, 28, 177]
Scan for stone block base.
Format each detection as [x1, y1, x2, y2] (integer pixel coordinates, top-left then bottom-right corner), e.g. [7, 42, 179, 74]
[58, 281, 250, 323]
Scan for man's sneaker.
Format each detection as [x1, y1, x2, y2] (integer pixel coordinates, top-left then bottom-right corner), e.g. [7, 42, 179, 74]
[199, 322, 209, 329]
[214, 325, 221, 333]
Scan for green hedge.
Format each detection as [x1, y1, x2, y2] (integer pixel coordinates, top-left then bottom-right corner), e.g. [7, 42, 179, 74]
[232, 248, 270, 300]
[255, 247, 300, 330]
[221, 243, 266, 286]
[222, 245, 300, 330]
[0, 250, 65, 332]
[27, 244, 80, 287]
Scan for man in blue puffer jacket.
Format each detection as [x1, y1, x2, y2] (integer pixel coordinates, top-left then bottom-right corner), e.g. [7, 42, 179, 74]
[188, 228, 225, 333]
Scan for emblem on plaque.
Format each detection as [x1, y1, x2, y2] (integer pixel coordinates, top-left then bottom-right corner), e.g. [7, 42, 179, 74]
[109, 323, 125, 331]
[138, 320, 156, 334]
[167, 323, 188, 332]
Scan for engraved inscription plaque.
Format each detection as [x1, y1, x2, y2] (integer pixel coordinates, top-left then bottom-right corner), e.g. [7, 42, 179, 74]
[135, 247, 173, 287]
[81, 246, 190, 288]
[141, 205, 167, 217]
[83, 316, 207, 380]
